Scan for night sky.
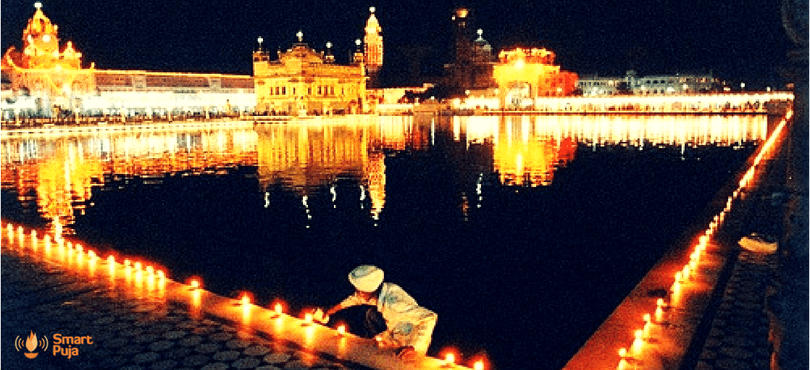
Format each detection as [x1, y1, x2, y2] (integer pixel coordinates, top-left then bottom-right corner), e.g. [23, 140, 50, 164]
[1, 0, 795, 88]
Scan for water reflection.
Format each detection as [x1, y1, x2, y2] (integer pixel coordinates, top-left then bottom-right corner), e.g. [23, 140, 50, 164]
[452, 114, 766, 186]
[2, 114, 766, 234]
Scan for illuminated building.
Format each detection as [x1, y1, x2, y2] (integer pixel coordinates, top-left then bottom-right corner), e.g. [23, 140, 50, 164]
[1, 3, 255, 120]
[363, 7, 384, 88]
[578, 70, 720, 96]
[577, 75, 626, 96]
[492, 47, 578, 108]
[628, 71, 719, 95]
[252, 32, 367, 116]
[445, 8, 497, 93]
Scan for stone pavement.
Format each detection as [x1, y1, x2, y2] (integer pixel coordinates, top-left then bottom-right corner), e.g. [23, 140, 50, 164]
[1, 251, 368, 370]
[1, 238, 460, 370]
[690, 250, 778, 370]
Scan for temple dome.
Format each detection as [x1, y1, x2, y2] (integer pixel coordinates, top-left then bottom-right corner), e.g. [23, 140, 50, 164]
[473, 29, 494, 63]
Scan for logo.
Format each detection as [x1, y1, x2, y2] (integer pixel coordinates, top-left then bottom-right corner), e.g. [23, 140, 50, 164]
[14, 331, 94, 360]
[15, 331, 48, 359]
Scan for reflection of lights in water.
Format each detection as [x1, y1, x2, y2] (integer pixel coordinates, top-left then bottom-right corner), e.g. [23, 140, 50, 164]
[44, 235, 51, 256]
[3, 112, 794, 368]
[54, 221, 62, 241]
[87, 251, 97, 276]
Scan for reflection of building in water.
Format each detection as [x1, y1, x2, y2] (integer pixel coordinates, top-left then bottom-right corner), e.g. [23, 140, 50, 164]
[365, 152, 386, 220]
[252, 32, 366, 116]
[1, 4, 255, 119]
[452, 114, 768, 186]
[254, 118, 431, 219]
[493, 116, 577, 186]
[254, 122, 384, 217]
[0, 127, 259, 233]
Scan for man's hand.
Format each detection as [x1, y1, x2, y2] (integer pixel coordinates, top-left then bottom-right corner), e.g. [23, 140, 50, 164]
[395, 346, 416, 361]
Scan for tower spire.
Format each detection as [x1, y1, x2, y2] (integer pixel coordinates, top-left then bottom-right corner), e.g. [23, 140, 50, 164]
[363, 6, 383, 87]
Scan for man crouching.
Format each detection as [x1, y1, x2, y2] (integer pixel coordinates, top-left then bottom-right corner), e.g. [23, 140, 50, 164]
[318, 265, 438, 360]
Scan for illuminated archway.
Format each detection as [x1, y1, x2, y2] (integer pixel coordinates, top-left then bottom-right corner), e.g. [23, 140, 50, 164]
[505, 82, 532, 108]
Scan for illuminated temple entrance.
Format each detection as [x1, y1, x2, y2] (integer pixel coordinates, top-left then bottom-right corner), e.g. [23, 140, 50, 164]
[504, 82, 532, 108]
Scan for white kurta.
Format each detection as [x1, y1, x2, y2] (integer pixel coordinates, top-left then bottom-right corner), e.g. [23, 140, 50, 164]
[340, 282, 438, 353]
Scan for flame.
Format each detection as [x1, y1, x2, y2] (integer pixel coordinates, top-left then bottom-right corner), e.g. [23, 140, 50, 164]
[25, 331, 38, 352]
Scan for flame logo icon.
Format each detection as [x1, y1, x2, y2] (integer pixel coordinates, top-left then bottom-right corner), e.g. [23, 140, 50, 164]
[15, 331, 48, 359]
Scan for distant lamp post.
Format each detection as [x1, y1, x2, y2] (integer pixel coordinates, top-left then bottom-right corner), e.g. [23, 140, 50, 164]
[740, 82, 746, 91]
[297, 31, 304, 43]
[257, 36, 264, 51]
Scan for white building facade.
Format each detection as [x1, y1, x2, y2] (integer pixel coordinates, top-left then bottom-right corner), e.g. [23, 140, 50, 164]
[577, 70, 720, 96]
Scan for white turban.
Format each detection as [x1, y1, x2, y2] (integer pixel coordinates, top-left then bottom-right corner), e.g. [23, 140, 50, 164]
[348, 265, 384, 292]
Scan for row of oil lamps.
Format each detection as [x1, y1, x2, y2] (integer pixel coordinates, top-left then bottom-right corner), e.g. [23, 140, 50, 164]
[615, 108, 792, 369]
[1, 221, 487, 370]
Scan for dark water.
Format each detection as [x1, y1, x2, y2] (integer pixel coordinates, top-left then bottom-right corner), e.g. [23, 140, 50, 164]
[0, 114, 766, 369]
